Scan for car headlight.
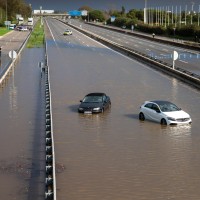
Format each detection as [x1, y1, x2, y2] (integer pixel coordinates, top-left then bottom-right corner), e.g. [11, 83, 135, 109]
[167, 117, 176, 121]
[79, 108, 83, 111]
[93, 107, 100, 111]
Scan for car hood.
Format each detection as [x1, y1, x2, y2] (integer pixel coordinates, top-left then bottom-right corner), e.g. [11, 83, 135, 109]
[79, 102, 103, 108]
[163, 110, 190, 119]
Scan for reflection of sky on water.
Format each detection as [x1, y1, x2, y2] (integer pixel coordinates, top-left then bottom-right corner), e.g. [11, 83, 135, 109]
[161, 124, 192, 138]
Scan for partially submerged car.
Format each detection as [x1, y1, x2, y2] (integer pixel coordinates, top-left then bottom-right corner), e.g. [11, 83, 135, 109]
[139, 100, 192, 125]
[78, 93, 111, 114]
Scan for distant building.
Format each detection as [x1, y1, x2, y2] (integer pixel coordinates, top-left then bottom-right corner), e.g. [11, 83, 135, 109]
[33, 10, 54, 14]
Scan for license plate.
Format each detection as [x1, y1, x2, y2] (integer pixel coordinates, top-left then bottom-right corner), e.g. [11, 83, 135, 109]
[84, 111, 92, 114]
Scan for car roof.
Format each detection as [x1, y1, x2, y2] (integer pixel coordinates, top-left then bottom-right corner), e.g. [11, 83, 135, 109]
[86, 93, 106, 97]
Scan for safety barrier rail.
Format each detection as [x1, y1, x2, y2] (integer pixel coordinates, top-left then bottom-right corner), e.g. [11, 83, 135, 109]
[44, 22, 57, 200]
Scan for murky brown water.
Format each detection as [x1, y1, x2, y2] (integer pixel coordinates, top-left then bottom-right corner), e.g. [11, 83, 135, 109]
[0, 19, 200, 200]
[45, 18, 200, 200]
[0, 48, 46, 199]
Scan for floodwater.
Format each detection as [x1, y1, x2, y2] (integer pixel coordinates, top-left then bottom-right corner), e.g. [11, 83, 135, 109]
[45, 18, 200, 200]
[0, 47, 46, 200]
[0, 18, 200, 200]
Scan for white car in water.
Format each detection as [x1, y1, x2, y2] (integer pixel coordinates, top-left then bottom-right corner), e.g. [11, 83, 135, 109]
[139, 100, 192, 125]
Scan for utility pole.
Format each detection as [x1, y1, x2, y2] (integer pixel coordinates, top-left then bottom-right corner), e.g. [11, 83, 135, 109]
[144, 0, 148, 24]
[6, 0, 8, 29]
[191, 2, 194, 25]
[198, 5, 200, 26]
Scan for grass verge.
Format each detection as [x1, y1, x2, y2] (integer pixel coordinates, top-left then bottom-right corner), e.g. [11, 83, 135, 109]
[27, 19, 45, 48]
[0, 27, 11, 36]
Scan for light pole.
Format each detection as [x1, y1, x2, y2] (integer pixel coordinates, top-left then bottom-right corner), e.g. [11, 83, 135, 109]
[6, 0, 8, 29]
[87, 11, 89, 22]
[144, 0, 148, 24]
[191, 2, 194, 25]
[198, 5, 200, 26]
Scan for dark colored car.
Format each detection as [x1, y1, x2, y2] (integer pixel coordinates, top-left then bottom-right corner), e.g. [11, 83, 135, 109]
[78, 93, 111, 114]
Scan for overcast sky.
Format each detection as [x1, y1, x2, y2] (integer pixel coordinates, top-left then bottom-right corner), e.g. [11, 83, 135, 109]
[25, 0, 200, 12]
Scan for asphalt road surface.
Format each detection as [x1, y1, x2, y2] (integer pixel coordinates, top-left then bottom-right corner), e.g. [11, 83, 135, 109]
[45, 18, 200, 200]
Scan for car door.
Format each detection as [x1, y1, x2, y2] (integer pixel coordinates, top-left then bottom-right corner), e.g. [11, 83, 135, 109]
[103, 95, 110, 109]
[150, 104, 162, 122]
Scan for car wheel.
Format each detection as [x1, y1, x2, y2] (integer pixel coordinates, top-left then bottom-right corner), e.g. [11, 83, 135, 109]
[161, 118, 167, 125]
[139, 112, 145, 121]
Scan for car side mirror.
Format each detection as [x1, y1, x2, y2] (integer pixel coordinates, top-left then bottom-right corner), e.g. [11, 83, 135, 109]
[80, 100, 82, 102]
[156, 110, 161, 113]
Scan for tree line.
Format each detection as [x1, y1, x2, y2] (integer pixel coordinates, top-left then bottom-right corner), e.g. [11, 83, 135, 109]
[79, 5, 200, 40]
[0, 0, 31, 26]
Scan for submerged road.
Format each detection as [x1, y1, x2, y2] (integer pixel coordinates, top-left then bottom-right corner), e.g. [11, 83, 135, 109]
[68, 19, 200, 75]
[0, 18, 200, 199]
[45, 18, 200, 200]
[0, 39, 46, 199]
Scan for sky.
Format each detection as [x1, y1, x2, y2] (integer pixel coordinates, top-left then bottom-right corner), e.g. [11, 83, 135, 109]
[25, 0, 200, 12]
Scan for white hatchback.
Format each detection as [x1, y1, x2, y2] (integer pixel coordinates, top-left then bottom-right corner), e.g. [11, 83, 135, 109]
[139, 100, 192, 125]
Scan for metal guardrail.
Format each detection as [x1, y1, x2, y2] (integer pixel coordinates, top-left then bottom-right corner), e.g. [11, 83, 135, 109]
[44, 20, 57, 200]
[60, 20, 200, 89]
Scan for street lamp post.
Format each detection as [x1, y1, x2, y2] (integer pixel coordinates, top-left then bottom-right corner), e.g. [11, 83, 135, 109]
[198, 5, 200, 26]
[191, 2, 194, 25]
[87, 11, 89, 22]
[6, 0, 8, 29]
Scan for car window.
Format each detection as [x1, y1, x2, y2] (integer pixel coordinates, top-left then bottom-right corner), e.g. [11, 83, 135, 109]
[83, 96, 103, 103]
[159, 102, 180, 112]
[152, 104, 160, 112]
[144, 103, 153, 109]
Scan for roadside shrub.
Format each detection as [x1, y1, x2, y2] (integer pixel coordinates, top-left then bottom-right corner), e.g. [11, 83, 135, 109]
[137, 24, 165, 35]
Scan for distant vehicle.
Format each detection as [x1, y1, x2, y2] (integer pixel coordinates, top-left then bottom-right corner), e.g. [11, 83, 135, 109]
[27, 17, 33, 26]
[78, 93, 111, 114]
[18, 17, 24, 25]
[121, 25, 126, 29]
[63, 29, 72, 35]
[17, 26, 28, 31]
[9, 24, 16, 30]
[139, 100, 192, 125]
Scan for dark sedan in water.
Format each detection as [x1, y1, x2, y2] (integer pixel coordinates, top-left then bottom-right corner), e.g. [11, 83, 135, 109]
[78, 93, 111, 114]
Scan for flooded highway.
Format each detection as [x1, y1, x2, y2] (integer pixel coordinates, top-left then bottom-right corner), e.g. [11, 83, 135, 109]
[0, 48, 46, 200]
[45, 18, 200, 200]
[0, 18, 200, 200]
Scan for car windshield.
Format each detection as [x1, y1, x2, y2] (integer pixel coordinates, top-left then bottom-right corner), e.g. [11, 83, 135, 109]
[83, 96, 103, 103]
[158, 102, 181, 112]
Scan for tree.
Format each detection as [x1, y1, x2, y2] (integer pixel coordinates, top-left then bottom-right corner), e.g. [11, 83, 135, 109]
[121, 6, 125, 16]
[0, 0, 31, 24]
[126, 9, 136, 19]
[89, 10, 105, 22]
[78, 6, 93, 12]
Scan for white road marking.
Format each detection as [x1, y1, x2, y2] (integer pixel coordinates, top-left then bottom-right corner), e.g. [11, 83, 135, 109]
[162, 49, 169, 52]
[179, 60, 188, 64]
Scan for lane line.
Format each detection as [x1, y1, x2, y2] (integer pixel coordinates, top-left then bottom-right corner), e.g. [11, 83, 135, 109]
[179, 60, 188, 64]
